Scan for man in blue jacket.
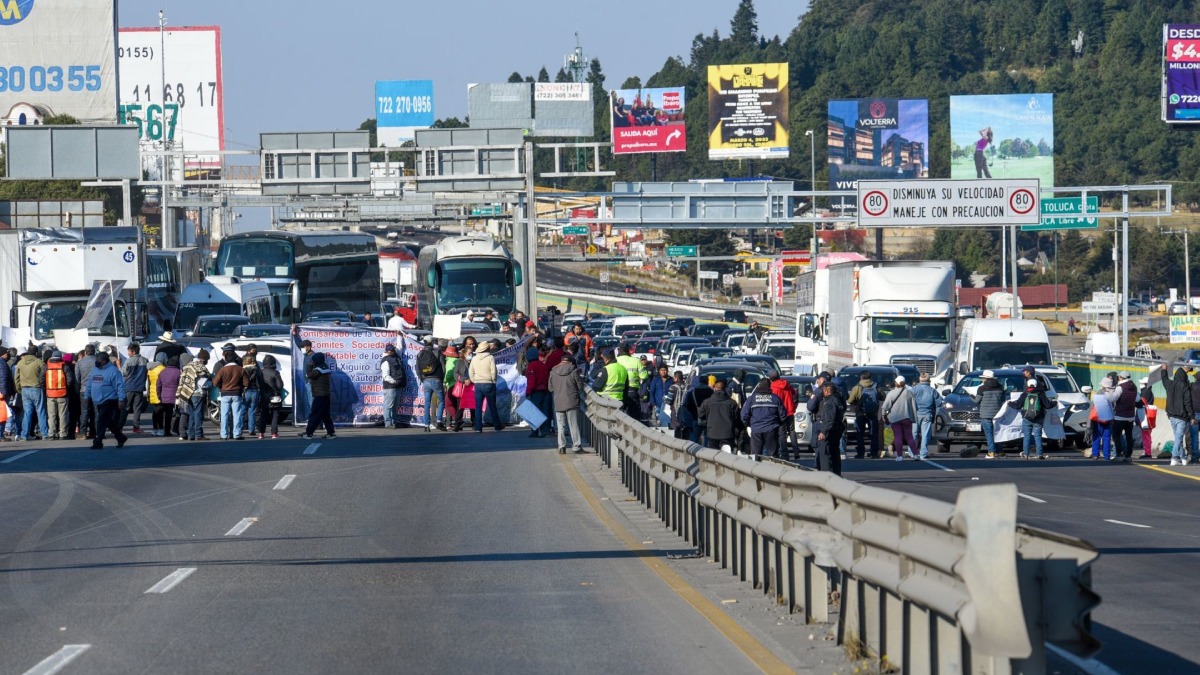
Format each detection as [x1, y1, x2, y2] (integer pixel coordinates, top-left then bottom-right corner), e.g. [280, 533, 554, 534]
[909, 373, 943, 459]
[83, 351, 127, 450]
[740, 379, 787, 457]
[647, 365, 671, 426]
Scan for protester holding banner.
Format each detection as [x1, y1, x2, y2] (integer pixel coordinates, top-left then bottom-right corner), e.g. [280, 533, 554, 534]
[300, 353, 336, 439]
[524, 346, 551, 438]
[1009, 379, 1054, 460]
[417, 337, 446, 432]
[380, 344, 405, 429]
[442, 345, 461, 431]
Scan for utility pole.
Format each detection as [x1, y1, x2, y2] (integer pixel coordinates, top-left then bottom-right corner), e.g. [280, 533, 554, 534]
[1164, 226, 1191, 315]
[805, 129, 817, 272]
[159, 10, 174, 249]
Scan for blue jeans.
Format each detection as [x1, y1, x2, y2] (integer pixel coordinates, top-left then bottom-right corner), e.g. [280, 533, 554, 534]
[187, 395, 205, 439]
[21, 387, 47, 440]
[473, 382, 500, 431]
[1092, 421, 1112, 460]
[421, 378, 445, 426]
[915, 413, 933, 458]
[1021, 419, 1044, 456]
[383, 387, 398, 427]
[981, 418, 997, 454]
[242, 389, 260, 435]
[219, 394, 244, 439]
[1171, 417, 1190, 459]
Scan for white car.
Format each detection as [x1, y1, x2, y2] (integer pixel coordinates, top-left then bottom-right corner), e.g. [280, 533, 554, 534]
[1033, 365, 1091, 449]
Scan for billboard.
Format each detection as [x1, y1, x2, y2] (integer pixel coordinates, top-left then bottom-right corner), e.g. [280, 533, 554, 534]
[1163, 24, 1200, 123]
[119, 27, 224, 168]
[610, 86, 686, 154]
[0, 0, 118, 126]
[375, 79, 434, 146]
[950, 94, 1054, 187]
[707, 63, 789, 160]
[533, 82, 593, 137]
[828, 98, 928, 214]
[467, 82, 533, 130]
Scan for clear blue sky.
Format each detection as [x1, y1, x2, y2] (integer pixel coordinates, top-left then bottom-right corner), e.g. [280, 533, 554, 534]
[118, 1, 809, 151]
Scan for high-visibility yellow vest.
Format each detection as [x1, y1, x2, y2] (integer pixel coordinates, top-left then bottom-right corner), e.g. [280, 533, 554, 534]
[602, 362, 628, 400]
[616, 354, 641, 389]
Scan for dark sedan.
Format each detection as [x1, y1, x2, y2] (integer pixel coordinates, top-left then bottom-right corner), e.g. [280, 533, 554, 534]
[932, 368, 1058, 453]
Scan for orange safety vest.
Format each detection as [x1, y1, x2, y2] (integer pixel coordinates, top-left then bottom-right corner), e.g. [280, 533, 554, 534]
[46, 361, 68, 399]
[565, 333, 592, 360]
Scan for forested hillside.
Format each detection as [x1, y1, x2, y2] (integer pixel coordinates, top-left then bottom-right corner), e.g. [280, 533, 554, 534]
[421, 0, 1200, 297]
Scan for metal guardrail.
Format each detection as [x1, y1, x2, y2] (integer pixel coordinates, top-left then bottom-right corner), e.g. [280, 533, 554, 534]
[580, 390, 1100, 674]
[537, 281, 797, 324]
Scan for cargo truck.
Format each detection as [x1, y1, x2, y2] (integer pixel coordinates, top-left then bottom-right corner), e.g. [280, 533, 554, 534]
[0, 227, 143, 352]
[794, 260, 957, 383]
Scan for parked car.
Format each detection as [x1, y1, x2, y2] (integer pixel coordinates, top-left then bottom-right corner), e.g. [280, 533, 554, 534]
[235, 323, 290, 338]
[687, 322, 729, 346]
[932, 368, 1059, 453]
[1169, 301, 1189, 315]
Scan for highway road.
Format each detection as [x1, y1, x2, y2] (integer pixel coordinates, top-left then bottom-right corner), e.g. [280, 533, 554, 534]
[839, 452, 1200, 675]
[0, 429, 847, 674]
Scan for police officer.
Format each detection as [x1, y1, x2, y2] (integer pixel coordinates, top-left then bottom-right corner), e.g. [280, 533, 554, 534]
[740, 379, 787, 457]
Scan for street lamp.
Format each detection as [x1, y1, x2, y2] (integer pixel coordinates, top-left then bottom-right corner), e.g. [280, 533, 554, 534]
[805, 129, 817, 271]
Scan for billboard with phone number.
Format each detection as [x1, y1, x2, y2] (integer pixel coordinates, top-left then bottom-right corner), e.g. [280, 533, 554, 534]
[1164, 24, 1200, 123]
[0, 0, 118, 125]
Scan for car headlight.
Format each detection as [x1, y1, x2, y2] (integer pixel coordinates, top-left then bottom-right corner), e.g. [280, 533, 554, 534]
[943, 401, 955, 409]
[1070, 403, 1090, 413]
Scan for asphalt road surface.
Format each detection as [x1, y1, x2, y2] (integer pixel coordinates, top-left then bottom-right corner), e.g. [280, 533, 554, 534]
[0, 428, 828, 675]
[836, 450, 1200, 675]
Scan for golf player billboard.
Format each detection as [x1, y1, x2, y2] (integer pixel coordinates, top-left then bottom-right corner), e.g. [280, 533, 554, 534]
[950, 94, 1055, 187]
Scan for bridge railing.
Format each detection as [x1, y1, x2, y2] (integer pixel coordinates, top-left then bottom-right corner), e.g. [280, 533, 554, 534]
[580, 390, 1100, 674]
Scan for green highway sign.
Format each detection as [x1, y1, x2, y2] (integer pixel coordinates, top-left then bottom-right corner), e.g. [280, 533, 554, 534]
[1023, 196, 1100, 231]
[666, 245, 698, 257]
[562, 225, 589, 235]
[471, 205, 503, 217]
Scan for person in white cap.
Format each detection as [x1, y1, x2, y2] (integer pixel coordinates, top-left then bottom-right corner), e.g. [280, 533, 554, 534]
[1009, 378, 1053, 459]
[881, 375, 918, 460]
[974, 370, 1006, 458]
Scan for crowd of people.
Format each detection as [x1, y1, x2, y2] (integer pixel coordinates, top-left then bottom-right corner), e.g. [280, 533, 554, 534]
[0, 331, 287, 447]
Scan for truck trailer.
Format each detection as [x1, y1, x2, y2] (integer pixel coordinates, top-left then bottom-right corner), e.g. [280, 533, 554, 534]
[795, 260, 957, 382]
[0, 227, 143, 352]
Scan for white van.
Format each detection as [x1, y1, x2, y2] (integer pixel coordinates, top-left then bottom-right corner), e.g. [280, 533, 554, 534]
[174, 276, 275, 331]
[955, 318, 1052, 378]
[611, 315, 651, 336]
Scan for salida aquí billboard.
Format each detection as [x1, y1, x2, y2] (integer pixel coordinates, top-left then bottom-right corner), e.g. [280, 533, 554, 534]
[609, 87, 686, 154]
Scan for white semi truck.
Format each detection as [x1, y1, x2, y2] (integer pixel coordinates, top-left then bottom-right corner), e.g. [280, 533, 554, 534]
[0, 227, 143, 351]
[794, 260, 957, 382]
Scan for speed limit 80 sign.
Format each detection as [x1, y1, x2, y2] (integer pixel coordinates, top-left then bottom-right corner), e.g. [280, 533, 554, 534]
[856, 179, 1041, 227]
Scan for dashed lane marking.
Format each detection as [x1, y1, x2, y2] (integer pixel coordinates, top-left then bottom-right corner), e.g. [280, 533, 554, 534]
[144, 567, 197, 594]
[303, 444, 320, 455]
[1, 450, 39, 464]
[22, 645, 91, 675]
[1018, 493, 1047, 504]
[1105, 519, 1151, 529]
[224, 518, 257, 537]
[273, 475, 296, 490]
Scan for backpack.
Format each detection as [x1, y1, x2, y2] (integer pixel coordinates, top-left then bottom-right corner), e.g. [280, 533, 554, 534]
[859, 385, 879, 416]
[416, 349, 438, 378]
[1022, 392, 1042, 421]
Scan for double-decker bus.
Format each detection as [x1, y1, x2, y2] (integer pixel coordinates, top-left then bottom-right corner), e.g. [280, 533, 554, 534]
[142, 247, 208, 333]
[214, 231, 380, 323]
[415, 235, 522, 328]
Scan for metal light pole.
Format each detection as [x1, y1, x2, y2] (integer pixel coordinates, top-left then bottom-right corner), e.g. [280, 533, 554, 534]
[1164, 226, 1191, 315]
[805, 129, 817, 272]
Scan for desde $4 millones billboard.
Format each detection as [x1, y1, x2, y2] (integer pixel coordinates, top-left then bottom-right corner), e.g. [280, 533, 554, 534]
[1163, 24, 1200, 123]
[707, 63, 789, 160]
[609, 87, 686, 154]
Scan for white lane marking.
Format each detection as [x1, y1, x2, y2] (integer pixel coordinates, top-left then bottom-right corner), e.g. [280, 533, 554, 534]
[22, 644, 91, 675]
[1018, 493, 1047, 504]
[303, 443, 320, 455]
[224, 517, 258, 537]
[273, 475, 296, 490]
[2, 450, 39, 464]
[1105, 519, 1152, 529]
[921, 458, 955, 472]
[1045, 644, 1123, 675]
[144, 567, 197, 594]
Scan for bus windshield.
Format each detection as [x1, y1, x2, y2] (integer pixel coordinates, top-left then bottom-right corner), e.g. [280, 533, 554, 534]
[871, 317, 951, 344]
[34, 300, 130, 339]
[437, 260, 514, 313]
[216, 239, 294, 278]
